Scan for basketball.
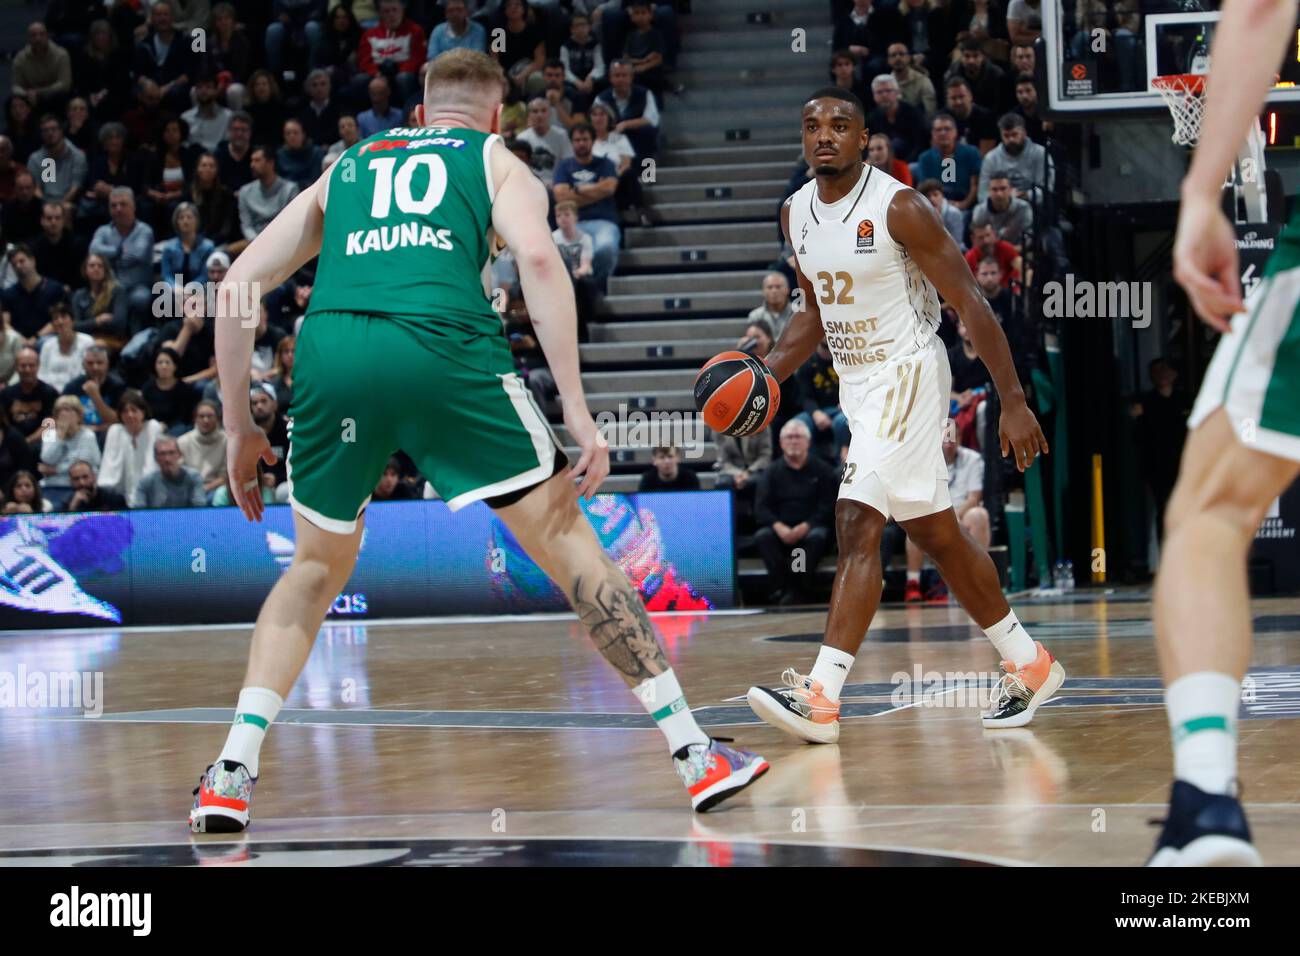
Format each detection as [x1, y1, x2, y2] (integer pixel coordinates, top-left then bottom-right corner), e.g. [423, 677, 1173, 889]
[693, 351, 780, 437]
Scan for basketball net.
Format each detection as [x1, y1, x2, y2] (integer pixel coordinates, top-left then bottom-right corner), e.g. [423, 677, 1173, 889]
[1153, 71, 1269, 223]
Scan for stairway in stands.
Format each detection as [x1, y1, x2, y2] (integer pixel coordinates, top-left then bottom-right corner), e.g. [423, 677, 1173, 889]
[555, 0, 830, 492]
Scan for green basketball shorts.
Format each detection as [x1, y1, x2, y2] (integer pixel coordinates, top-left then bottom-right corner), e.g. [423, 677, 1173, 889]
[1190, 268, 1300, 461]
[287, 310, 561, 533]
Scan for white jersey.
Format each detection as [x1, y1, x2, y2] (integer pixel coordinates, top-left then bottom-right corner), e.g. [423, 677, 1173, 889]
[788, 164, 941, 385]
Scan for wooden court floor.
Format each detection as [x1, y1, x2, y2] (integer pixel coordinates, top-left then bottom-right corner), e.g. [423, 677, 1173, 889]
[2, 592, 1299, 867]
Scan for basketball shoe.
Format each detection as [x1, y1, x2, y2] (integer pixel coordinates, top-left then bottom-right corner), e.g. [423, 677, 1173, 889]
[903, 579, 923, 603]
[674, 738, 770, 812]
[1147, 781, 1261, 867]
[189, 760, 255, 833]
[982, 642, 1066, 728]
[746, 668, 841, 744]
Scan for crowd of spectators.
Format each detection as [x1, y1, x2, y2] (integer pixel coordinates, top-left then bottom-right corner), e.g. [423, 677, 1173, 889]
[2, 1, 1079, 607]
[0, 0, 683, 513]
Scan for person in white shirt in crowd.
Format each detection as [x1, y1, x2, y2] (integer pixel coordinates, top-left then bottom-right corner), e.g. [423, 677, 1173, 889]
[746, 271, 793, 338]
[517, 97, 572, 188]
[98, 389, 165, 504]
[588, 100, 647, 225]
[177, 399, 227, 503]
[37, 301, 93, 390]
[903, 436, 990, 602]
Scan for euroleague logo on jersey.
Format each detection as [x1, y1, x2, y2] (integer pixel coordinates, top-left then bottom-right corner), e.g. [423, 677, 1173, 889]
[856, 219, 874, 249]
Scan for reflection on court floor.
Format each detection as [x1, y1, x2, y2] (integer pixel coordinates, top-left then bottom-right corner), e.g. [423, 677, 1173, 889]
[2, 591, 1299, 866]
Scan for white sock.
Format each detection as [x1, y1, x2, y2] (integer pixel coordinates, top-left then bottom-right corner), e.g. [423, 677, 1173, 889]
[1166, 672, 1240, 795]
[636, 669, 709, 754]
[218, 687, 283, 778]
[983, 610, 1038, 667]
[906, 570, 921, 584]
[809, 645, 855, 700]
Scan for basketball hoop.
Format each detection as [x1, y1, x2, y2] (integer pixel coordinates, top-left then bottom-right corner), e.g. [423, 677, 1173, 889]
[1152, 73, 1206, 147]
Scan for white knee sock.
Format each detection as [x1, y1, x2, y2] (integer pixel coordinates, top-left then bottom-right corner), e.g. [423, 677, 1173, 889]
[810, 645, 855, 700]
[983, 610, 1038, 667]
[1166, 671, 1240, 795]
[218, 687, 284, 778]
[636, 669, 709, 754]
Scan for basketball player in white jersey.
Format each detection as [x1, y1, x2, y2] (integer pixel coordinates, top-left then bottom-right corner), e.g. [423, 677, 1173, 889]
[745, 88, 1062, 742]
[1151, 0, 1300, 866]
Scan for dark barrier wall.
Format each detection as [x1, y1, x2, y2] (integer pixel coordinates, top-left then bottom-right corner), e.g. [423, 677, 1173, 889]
[0, 492, 734, 629]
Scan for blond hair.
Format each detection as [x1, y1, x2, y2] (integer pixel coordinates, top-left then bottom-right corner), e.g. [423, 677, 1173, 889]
[54, 395, 85, 421]
[423, 49, 505, 118]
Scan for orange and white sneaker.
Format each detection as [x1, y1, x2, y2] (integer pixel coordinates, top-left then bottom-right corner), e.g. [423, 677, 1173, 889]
[982, 642, 1066, 729]
[188, 760, 255, 833]
[674, 738, 770, 812]
[747, 668, 841, 744]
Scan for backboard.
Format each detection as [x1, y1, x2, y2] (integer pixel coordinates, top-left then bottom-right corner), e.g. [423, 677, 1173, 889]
[1042, 2, 1300, 115]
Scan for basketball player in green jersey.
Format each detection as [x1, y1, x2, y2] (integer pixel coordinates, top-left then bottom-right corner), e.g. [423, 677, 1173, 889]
[188, 50, 768, 831]
[1151, 0, 1300, 865]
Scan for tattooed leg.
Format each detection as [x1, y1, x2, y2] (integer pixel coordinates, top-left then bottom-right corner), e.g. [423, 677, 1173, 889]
[572, 559, 669, 685]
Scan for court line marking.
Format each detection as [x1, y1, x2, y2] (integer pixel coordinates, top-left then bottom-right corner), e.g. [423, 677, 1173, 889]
[0, 608, 763, 638]
[0, 831, 1032, 868]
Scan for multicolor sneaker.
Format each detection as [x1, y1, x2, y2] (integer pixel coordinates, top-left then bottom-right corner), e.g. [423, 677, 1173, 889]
[982, 642, 1066, 729]
[189, 760, 255, 833]
[903, 579, 923, 603]
[674, 738, 770, 812]
[747, 668, 841, 744]
[1148, 780, 1261, 867]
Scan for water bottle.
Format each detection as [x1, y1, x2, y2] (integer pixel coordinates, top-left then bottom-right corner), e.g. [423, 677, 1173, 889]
[1051, 560, 1065, 591]
[1063, 559, 1075, 591]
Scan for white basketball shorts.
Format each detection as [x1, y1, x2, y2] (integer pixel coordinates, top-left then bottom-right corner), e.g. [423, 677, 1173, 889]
[837, 336, 952, 521]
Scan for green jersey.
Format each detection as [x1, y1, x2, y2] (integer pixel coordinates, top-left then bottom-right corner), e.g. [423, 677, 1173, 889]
[307, 125, 509, 373]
